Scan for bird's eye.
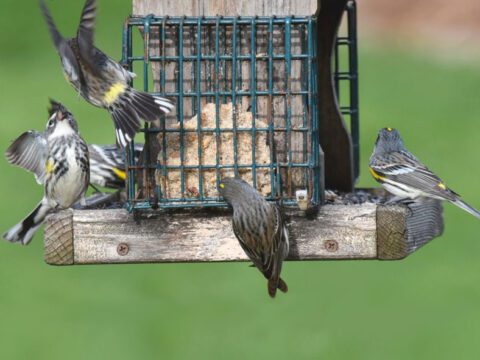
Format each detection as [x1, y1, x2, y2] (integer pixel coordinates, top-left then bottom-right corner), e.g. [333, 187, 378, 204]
[48, 119, 54, 127]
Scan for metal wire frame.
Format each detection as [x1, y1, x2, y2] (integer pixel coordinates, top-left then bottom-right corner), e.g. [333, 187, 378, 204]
[121, 15, 325, 210]
[334, 0, 359, 181]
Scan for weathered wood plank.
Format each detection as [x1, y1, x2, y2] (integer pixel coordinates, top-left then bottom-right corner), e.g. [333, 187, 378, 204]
[289, 204, 377, 259]
[133, 0, 318, 16]
[44, 192, 444, 265]
[377, 199, 444, 260]
[45, 203, 378, 265]
[44, 209, 74, 265]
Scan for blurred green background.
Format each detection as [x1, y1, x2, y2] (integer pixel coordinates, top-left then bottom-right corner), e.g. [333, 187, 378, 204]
[1, 1, 479, 359]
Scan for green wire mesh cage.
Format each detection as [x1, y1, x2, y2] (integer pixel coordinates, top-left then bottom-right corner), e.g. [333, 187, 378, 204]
[122, 2, 358, 211]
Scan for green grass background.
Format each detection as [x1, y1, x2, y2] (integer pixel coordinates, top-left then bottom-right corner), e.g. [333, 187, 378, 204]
[1, 1, 479, 359]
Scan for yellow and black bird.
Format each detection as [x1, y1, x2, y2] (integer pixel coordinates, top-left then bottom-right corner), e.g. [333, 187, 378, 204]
[369, 127, 480, 219]
[4, 100, 90, 245]
[40, 0, 174, 147]
[6, 104, 143, 190]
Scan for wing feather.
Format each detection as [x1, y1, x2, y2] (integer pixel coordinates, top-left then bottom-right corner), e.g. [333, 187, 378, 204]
[5, 131, 48, 184]
[39, 0, 81, 83]
[371, 150, 458, 200]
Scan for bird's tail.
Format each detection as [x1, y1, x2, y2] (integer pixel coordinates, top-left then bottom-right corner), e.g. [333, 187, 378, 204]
[109, 88, 174, 148]
[267, 277, 288, 298]
[451, 198, 480, 220]
[3, 200, 51, 245]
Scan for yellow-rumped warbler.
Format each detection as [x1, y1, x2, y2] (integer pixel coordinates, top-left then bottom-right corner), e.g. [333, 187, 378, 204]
[3, 100, 89, 245]
[219, 177, 289, 298]
[87, 143, 142, 189]
[7, 137, 141, 190]
[40, 0, 174, 147]
[369, 127, 480, 219]
[6, 100, 143, 189]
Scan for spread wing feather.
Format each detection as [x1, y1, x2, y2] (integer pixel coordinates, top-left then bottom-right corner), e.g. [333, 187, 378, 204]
[5, 131, 48, 185]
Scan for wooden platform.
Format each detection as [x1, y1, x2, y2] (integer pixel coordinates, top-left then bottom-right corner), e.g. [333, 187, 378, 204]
[44, 196, 444, 265]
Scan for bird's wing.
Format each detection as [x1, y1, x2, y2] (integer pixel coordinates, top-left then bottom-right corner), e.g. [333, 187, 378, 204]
[88, 144, 144, 189]
[5, 131, 48, 185]
[93, 143, 143, 167]
[263, 204, 288, 279]
[89, 144, 120, 167]
[76, 0, 104, 76]
[232, 218, 264, 270]
[39, 0, 81, 83]
[371, 150, 458, 200]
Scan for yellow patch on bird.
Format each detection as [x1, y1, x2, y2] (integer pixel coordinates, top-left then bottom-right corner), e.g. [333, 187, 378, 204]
[219, 183, 225, 189]
[387, 127, 393, 132]
[437, 182, 447, 190]
[45, 159, 54, 174]
[104, 82, 127, 105]
[369, 167, 385, 181]
[112, 167, 126, 180]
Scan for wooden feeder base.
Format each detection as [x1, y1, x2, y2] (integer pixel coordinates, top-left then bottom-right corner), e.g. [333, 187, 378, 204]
[44, 191, 444, 265]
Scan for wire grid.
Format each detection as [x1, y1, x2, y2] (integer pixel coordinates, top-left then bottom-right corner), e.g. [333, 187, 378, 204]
[122, 15, 321, 210]
[334, 0, 359, 180]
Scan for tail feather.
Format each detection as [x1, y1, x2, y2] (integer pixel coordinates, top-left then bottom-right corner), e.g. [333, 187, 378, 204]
[132, 91, 173, 120]
[110, 106, 141, 148]
[109, 89, 174, 148]
[451, 198, 480, 220]
[130, 90, 174, 120]
[3, 201, 51, 245]
[278, 278, 288, 293]
[267, 277, 288, 298]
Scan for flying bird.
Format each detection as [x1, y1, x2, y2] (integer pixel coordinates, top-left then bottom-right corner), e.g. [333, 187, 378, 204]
[40, 0, 174, 147]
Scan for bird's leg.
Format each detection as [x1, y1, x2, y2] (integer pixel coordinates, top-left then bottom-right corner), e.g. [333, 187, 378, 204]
[89, 183, 102, 193]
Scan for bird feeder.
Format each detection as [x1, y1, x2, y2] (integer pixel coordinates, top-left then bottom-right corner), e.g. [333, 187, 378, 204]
[44, 0, 444, 266]
[123, 0, 359, 210]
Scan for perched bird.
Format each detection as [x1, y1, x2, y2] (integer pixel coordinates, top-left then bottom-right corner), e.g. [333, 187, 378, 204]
[3, 100, 90, 245]
[219, 177, 289, 298]
[369, 127, 480, 219]
[39, 0, 174, 147]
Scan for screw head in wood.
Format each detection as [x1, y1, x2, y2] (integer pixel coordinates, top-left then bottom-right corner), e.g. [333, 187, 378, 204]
[324, 240, 338, 252]
[117, 243, 130, 256]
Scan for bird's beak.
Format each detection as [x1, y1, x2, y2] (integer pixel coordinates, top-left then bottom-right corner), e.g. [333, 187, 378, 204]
[56, 111, 65, 121]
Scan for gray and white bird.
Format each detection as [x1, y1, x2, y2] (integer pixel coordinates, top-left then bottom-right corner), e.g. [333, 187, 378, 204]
[3, 100, 90, 245]
[6, 98, 144, 190]
[219, 177, 289, 298]
[369, 127, 480, 219]
[40, 0, 174, 147]
[6, 137, 141, 190]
